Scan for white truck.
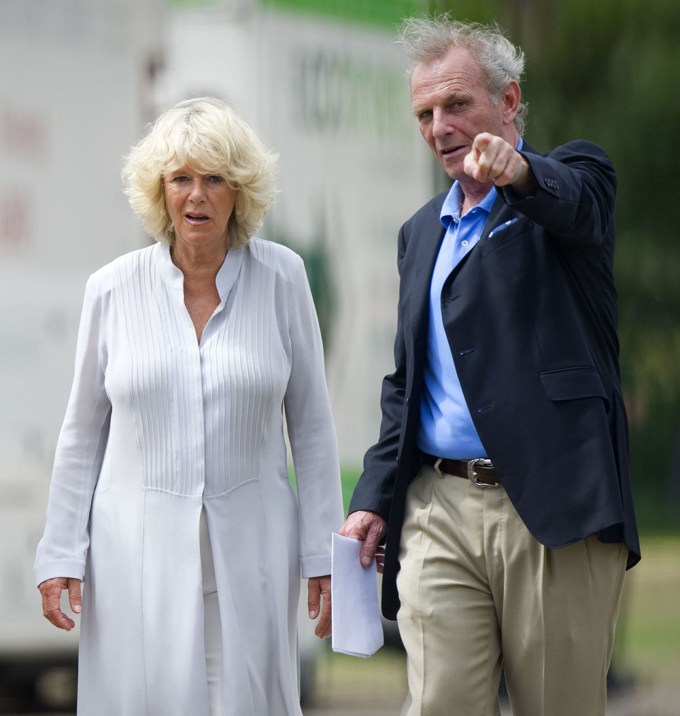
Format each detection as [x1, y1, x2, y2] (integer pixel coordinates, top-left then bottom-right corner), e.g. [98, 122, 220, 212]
[152, 1, 433, 700]
[1, 0, 433, 707]
[153, 0, 433, 466]
[0, 0, 162, 706]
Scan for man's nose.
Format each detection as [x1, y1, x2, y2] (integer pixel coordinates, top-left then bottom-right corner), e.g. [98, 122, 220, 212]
[431, 108, 452, 139]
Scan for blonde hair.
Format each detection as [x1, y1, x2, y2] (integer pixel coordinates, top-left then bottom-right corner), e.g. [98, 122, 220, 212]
[122, 97, 277, 247]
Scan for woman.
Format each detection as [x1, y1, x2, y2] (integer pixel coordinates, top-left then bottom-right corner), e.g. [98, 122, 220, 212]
[35, 97, 344, 715]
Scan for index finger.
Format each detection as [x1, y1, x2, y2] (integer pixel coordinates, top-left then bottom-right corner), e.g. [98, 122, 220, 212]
[472, 133, 501, 171]
[315, 588, 332, 639]
[39, 578, 76, 631]
[359, 519, 385, 567]
[472, 131, 494, 155]
[316, 598, 332, 639]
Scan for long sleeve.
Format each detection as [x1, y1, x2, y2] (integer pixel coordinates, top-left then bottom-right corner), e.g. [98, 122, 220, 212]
[348, 220, 412, 520]
[34, 276, 111, 585]
[283, 256, 344, 578]
[501, 140, 616, 247]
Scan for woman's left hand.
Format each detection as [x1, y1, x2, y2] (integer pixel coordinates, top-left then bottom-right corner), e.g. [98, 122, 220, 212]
[307, 575, 331, 639]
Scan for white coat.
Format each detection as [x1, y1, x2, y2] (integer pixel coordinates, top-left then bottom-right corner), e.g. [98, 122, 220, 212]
[35, 239, 344, 715]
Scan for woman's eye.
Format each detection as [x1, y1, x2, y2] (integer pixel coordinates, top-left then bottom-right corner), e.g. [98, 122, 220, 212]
[206, 175, 224, 184]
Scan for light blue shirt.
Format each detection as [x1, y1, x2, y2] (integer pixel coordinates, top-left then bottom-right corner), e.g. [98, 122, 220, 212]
[418, 139, 525, 459]
[417, 182, 496, 459]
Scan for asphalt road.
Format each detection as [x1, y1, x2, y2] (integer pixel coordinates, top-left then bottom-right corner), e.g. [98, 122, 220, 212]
[3, 688, 679, 716]
[302, 687, 680, 716]
[3, 659, 678, 716]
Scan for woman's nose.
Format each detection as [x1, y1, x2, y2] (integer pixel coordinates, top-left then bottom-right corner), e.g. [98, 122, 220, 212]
[188, 179, 206, 201]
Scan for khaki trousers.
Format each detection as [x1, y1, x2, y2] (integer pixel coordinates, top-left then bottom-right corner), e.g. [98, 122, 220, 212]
[397, 465, 627, 716]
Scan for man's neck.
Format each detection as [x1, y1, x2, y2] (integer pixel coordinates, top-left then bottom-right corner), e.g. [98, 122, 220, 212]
[458, 178, 494, 215]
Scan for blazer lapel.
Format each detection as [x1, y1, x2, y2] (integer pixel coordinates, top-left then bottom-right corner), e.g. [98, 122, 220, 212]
[406, 197, 447, 342]
[480, 141, 540, 243]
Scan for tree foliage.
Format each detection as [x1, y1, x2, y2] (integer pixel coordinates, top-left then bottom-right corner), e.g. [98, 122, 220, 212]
[432, 0, 680, 528]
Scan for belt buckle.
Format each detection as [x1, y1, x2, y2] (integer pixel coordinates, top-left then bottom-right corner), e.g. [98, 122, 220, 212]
[466, 458, 498, 488]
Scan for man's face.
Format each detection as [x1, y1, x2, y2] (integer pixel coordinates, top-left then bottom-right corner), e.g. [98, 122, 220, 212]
[411, 46, 511, 181]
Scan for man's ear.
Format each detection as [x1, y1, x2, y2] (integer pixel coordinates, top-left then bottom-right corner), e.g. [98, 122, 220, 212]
[501, 80, 521, 125]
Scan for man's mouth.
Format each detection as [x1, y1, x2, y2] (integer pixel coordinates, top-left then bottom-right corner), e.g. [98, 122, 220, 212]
[440, 145, 465, 158]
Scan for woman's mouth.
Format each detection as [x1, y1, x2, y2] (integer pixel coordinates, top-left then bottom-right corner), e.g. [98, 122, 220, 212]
[185, 213, 209, 223]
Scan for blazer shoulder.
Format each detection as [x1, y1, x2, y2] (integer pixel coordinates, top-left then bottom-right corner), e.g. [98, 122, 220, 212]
[401, 189, 449, 242]
[523, 139, 615, 177]
[407, 189, 449, 225]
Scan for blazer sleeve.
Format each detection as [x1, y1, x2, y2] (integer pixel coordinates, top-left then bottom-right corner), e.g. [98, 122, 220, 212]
[348, 222, 411, 520]
[500, 140, 616, 247]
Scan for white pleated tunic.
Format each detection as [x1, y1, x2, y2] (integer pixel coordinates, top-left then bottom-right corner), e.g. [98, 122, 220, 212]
[35, 239, 344, 715]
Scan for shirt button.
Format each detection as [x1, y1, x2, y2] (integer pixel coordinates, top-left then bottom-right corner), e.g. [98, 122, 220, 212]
[461, 240, 469, 247]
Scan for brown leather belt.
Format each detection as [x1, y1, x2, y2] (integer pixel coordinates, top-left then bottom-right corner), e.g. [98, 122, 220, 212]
[423, 454, 501, 487]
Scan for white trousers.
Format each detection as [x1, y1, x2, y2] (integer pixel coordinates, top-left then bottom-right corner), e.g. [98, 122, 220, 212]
[200, 509, 222, 715]
[396, 465, 627, 716]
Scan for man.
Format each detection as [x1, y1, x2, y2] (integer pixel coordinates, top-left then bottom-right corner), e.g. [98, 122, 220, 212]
[340, 16, 640, 716]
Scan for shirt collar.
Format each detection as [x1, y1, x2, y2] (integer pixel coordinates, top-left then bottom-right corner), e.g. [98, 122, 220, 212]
[157, 240, 244, 302]
[440, 182, 497, 228]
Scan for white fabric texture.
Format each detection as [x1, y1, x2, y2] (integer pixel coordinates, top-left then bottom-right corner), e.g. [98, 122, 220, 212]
[35, 239, 344, 715]
[201, 509, 221, 713]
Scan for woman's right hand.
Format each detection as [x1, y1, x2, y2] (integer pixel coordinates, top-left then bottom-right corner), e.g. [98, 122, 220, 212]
[38, 577, 82, 631]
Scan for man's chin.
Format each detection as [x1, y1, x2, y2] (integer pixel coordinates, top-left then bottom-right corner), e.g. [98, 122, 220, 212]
[439, 161, 463, 181]
[437, 152, 464, 178]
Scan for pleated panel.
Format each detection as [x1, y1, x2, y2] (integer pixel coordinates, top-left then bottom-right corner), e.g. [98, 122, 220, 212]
[202, 243, 288, 496]
[112, 246, 205, 496]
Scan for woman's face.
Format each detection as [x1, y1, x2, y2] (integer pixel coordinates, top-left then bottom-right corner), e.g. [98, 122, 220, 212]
[163, 164, 237, 254]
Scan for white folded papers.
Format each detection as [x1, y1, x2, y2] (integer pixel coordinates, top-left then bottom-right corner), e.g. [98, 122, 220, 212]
[331, 532, 384, 658]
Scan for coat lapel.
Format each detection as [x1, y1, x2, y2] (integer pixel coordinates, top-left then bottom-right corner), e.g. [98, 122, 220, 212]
[479, 141, 539, 245]
[407, 142, 540, 338]
[406, 196, 447, 342]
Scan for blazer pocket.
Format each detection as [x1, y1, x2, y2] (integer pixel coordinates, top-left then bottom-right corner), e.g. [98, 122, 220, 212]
[539, 366, 608, 405]
[485, 216, 529, 252]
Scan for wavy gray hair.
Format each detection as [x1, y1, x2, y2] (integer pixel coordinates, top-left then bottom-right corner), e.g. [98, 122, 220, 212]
[398, 16, 528, 136]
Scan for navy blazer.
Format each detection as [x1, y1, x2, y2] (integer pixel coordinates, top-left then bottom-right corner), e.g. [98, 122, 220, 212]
[349, 140, 640, 620]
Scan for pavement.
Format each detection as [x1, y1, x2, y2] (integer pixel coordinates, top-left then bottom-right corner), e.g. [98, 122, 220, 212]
[303, 686, 680, 716]
[300, 647, 680, 716]
[4, 652, 679, 716]
[4, 685, 679, 715]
